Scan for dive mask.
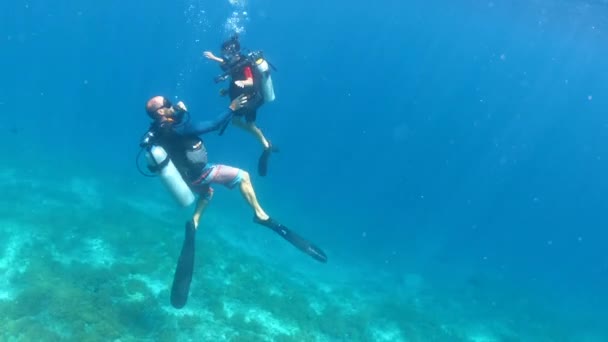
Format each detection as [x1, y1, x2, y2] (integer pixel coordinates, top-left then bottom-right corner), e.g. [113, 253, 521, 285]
[147, 98, 187, 124]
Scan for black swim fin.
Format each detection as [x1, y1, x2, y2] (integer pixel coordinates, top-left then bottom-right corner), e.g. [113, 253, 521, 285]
[258, 144, 279, 177]
[254, 216, 327, 263]
[170, 220, 196, 309]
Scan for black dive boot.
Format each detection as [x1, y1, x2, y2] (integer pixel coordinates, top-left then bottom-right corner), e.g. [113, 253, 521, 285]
[254, 216, 328, 263]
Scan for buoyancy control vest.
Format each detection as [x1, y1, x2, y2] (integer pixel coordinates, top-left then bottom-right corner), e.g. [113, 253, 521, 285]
[215, 50, 276, 103]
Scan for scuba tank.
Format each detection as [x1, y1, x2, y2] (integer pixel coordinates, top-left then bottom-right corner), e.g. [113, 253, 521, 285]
[141, 131, 195, 207]
[254, 57, 275, 103]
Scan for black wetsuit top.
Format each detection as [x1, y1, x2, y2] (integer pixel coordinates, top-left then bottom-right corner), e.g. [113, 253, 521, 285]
[222, 56, 264, 111]
[151, 110, 233, 182]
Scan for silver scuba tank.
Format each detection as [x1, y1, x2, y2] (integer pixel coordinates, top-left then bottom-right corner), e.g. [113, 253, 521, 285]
[145, 145, 195, 207]
[254, 58, 276, 103]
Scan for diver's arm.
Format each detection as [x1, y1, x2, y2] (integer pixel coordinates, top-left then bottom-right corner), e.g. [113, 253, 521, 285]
[182, 110, 234, 135]
[203, 51, 224, 63]
[235, 79, 254, 87]
[180, 94, 247, 135]
[235, 66, 254, 87]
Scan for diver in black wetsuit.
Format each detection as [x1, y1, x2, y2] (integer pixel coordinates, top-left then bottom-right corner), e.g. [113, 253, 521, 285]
[139, 94, 327, 308]
[203, 34, 277, 177]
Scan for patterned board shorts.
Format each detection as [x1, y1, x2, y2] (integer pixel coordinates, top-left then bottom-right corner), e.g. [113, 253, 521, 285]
[189, 164, 244, 200]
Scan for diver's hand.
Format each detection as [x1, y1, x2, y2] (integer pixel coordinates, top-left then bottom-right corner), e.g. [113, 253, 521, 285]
[175, 101, 188, 113]
[234, 80, 246, 88]
[229, 94, 249, 111]
[203, 51, 223, 63]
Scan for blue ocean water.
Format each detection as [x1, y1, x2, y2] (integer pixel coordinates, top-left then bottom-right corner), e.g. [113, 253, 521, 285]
[1, 0, 608, 340]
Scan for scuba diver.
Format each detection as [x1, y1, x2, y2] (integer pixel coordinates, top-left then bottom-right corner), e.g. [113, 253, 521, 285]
[137, 94, 327, 309]
[203, 34, 278, 177]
